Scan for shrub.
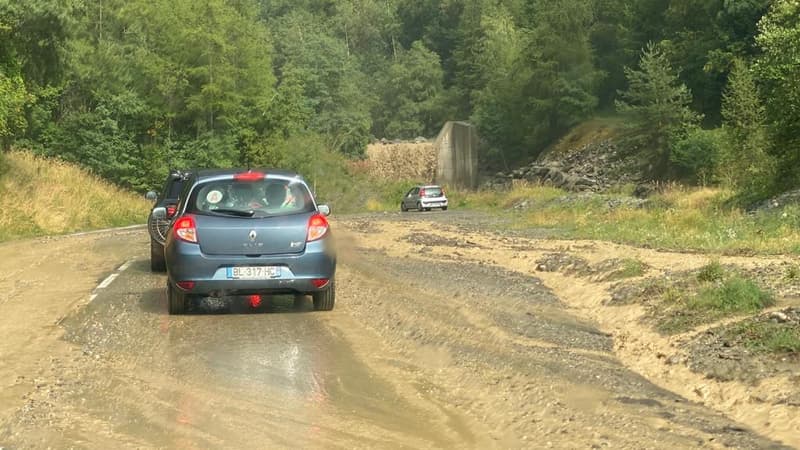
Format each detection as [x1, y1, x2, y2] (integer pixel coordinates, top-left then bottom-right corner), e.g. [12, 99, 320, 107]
[670, 127, 724, 184]
[697, 260, 725, 282]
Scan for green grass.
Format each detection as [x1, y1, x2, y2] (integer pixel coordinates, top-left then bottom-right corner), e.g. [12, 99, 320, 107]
[614, 260, 775, 334]
[444, 183, 800, 255]
[691, 277, 774, 313]
[732, 321, 800, 354]
[605, 258, 647, 281]
[655, 270, 774, 334]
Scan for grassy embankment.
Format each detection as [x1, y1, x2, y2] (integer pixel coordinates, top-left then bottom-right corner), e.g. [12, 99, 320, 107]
[449, 183, 800, 254]
[0, 151, 150, 242]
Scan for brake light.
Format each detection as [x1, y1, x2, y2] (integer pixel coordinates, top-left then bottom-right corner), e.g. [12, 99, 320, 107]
[177, 281, 195, 290]
[419, 188, 426, 197]
[166, 204, 177, 217]
[307, 213, 329, 242]
[174, 215, 198, 243]
[311, 278, 330, 288]
[248, 294, 262, 308]
[234, 171, 265, 181]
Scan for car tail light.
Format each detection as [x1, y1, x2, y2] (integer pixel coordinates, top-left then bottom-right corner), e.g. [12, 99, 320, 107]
[307, 213, 329, 242]
[166, 204, 177, 218]
[419, 188, 426, 197]
[174, 215, 198, 243]
[234, 171, 265, 181]
[177, 281, 195, 290]
[311, 278, 329, 288]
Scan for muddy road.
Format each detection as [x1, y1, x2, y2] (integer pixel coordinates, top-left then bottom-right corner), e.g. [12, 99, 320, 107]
[0, 212, 795, 449]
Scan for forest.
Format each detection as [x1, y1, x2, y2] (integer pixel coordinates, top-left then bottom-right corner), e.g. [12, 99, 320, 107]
[0, 0, 797, 200]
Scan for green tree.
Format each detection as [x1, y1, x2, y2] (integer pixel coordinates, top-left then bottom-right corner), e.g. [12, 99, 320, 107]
[270, 10, 373, 157]
[472, 0, 599, 162]
[0, 0, 70, 148]
[755, 0, 800, 189]
[375, 41, 445, 138]
[719, 59, 773, 196]
[616, 42, 701, 179]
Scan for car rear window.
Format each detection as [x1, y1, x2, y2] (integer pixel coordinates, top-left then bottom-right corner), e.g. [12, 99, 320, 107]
[423, 187, 443, 197]
[186, 178, 314, 217]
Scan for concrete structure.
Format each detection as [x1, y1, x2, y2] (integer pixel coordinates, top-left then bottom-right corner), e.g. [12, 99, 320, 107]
[434, 121, 479, 189]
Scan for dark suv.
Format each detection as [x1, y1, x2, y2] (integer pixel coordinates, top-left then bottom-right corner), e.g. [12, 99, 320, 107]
[146, 170, 191, 272]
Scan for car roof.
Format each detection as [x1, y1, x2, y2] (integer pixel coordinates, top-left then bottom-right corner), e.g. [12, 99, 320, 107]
[193, 168, 302, 180]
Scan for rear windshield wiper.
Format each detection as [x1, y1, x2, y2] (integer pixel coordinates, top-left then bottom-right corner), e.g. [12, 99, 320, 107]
[205, 208, 256, 217]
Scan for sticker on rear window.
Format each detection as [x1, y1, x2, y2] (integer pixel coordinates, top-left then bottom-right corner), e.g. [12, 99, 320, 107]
[206, 190, 223, 204]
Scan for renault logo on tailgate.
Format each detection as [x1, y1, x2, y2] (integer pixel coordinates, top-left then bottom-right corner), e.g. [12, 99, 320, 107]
[248, 230, 257, 242]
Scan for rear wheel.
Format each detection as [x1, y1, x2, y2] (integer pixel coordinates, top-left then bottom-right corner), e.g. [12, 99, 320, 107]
[312, 280, 335, 311]
[167, 282, 187, 315]
[400, 202, 407, 212]
[150, 239, 166, 272]
[416, 202, 422, 211]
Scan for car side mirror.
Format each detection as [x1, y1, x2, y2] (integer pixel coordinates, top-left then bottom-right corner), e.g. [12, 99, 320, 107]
[318, 204, 331, 216]
[145, 191, 158, 202]
[152, 206, 167, 220]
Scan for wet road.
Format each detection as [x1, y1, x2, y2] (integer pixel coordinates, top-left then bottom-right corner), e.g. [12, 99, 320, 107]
[0, 231, 474, 448]
[0, 217, 794, 449]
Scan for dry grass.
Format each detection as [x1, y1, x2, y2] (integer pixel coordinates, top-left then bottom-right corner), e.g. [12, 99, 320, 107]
[358, 142, 437, 182]
[539, 116, 625, 160]
[0, 151, 151, 241]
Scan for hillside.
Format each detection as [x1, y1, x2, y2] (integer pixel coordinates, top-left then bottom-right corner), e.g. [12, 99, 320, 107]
[0, 151, 151, 241]
[487, 117, 642, 192]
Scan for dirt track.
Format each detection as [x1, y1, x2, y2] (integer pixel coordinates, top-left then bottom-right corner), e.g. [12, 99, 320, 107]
[0, 213, 796, 449]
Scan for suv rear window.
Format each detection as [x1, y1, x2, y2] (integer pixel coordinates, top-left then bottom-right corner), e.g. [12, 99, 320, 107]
[166, 179, 185, 199]
[186, 179, 314, 217]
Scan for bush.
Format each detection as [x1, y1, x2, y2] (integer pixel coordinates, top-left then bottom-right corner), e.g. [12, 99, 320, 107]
[696, 260, 724, 282]
[670, 127, 724, 184]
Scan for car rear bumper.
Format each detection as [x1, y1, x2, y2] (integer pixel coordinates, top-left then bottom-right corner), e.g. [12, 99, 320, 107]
[165, 237, 336, 296]
[420, 198, 448, 208]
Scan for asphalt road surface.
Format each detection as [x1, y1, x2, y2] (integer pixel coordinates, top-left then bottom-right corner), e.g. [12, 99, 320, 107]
[0, 212, 793, 449]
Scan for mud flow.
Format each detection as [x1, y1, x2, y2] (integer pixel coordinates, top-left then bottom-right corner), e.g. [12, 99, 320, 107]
[0, 215, 796, 449]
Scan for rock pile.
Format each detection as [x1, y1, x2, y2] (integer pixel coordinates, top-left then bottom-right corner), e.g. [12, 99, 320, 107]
[748, 189, 800, 214]
[485, 140, 641, 192]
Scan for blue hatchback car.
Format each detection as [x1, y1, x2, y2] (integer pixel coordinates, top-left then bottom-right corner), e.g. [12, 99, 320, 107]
[153, 169, 336, 314]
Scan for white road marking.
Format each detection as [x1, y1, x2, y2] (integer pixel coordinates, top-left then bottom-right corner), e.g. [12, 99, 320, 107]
[89, 294, 97, 302]
[118, 260, 134, 272]
[97, 273, 119, 289]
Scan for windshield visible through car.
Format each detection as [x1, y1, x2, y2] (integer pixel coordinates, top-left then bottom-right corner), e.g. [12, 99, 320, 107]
[187, 178, 314, 217]
[422, 187, 443, 197]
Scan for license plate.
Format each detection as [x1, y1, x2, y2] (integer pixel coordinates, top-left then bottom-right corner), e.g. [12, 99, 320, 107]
[227, 266, 281, 279]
